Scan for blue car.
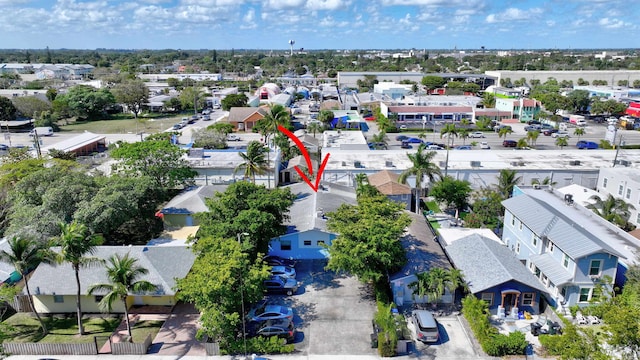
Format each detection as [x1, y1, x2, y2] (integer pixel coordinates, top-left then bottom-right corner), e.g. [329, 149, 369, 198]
[576, 140, 598, 149]
[396, 135, 409, 141]
[406, 138, 423, 144]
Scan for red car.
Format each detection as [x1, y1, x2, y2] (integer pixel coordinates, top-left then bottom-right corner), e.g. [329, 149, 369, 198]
[502, 140, 517, 147]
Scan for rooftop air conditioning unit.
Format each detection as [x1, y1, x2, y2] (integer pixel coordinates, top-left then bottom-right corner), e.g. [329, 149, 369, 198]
[385, 161, 393, 167]
[470, 161, 481, 167]
[533, 184, 541, 189]
[620, 160, 630, 166]
[354, 161, 363, 168]
[439, 161, 446, 167]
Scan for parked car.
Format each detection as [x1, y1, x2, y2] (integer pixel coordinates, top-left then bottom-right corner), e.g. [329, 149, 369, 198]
[270, 266, 296, 279]
[262, 255, 295, 267]
[246, 300, 293, 323]
[427, 145, 443, 150]
[172, 124, 183, 130]
[576, 140, 599, 149]
[454, 145, 472, 150]
[527, 120, 541, 125]
[524, 125, 541, 132]
[503, 140, 517, 147]
[264, 275, 299, 296]
[469, 131, 485, 138]
[411, 310, 439, 343]
[541, 123, 554, 130]
[395, 135, 409, 141]
[480, 142, 490, 149]
[406, 138, 423, 144]
[552, 131, 570, 138]
[227, 134, 241, 141]
[201, 114, 211, 121]
[543, 129, 558, 136]
[0, 144, 8, 151]
[400, 141, 412, 149]
[494, 124, 512, 132]
[248, 319, 295, 343]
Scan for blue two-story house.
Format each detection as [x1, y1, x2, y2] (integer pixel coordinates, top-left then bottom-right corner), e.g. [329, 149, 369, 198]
[502, 186, 626, 310]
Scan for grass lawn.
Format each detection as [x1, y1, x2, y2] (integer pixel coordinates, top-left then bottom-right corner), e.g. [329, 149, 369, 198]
[130, 320, 164, 343]
[4, 313, 165, 344]
[4, 313, 121, 343]
[59, 114, 184, 134]
[429, 220, 441, 230]
[425, 201, 442, 213]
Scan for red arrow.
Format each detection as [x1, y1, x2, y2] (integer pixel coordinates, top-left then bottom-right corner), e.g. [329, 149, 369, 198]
[278, 125, 330, 192]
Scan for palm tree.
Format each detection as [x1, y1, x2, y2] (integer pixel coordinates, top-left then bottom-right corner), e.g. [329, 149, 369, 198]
[516, 138, 528, 149]
[495, 169, 522, 199]
[54, 221, 104, 336]
[531, 176, 557, 186]
[306, 122, 322, 138]
[573, 127, 586, 140]
[399, 145, 442, 213]
[527, 130, 540, 147]
[235, 141, 268, 184]
[475, 117, 492, 130]
[445, 268, 467, 302]
[555, 136, 568, 149]
[371, 131, 388, 149]
[88, 253, 157, 339]
[481, 92, 496, 108]
[408, 272, 431, 305]
[587, 194, 635, 229]
[426, 268, 448, 306]
[458, 128, 470, 145]
[440, 123, 458, 148]
[256, 104, 290, 187]
[498, 126, 513, 141]
[0, 237, 51, 335]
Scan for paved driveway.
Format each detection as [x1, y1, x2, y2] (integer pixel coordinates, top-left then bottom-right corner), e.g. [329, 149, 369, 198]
[405, 315, 480, 360]
[276, 260, 378, 356]
[150, 302, 205, 356]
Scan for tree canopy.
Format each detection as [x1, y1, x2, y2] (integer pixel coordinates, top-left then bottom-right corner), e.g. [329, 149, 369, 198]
[111, 79, 149, 118]
[430, 176, 472, 211]
[53, 85, 116, 120]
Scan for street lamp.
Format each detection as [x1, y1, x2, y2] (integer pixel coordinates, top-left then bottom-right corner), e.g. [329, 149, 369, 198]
[237, 232, 249, 357]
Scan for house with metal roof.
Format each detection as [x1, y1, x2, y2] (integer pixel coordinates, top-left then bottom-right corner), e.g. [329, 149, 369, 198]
[501, 186, 630, 310]
[268, 182, 356, 260]
[445, 235, 548, 315]
[26, 245, 195, 314]
[159, 185, 228, 228]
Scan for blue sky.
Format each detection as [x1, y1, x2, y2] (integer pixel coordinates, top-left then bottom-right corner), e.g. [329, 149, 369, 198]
[1, 0, 637, 50]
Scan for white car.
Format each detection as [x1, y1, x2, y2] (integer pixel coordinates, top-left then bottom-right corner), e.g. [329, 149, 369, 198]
[480, 142, 490, 149]
[227, 134, 241, 141]
[552, 131, 570, 138]
[470, 131, 485, 138]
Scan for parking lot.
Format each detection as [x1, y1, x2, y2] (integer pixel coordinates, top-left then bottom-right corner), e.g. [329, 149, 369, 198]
[262, 260, 482, 358]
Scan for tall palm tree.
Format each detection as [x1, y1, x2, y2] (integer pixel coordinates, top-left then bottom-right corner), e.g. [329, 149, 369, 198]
[498, 126, 513, 141]
[399, 145, 442, 213]
[481, 92, 496, 108]
[445, 268, 467, 301]
[516, 138, 528, 149]
[440, 123, 458, 177]
[371, 131, 388, 149]
[458, 128, 470, 145]
[306, 122, 322, 138]
[54, 221, 104, 336]
[0, 237, 51, 335]
[256, 104, 290, 187]
[88, 253, 157, 339]
[573, 127, 586, 140]
[555, 136, 568, 149]
[527, 130, 540, 147]
[495, 169, 522, 199]
[408, 272, 431, 305]
[587, 194, 635, 229]
[234, 141, 268, 184]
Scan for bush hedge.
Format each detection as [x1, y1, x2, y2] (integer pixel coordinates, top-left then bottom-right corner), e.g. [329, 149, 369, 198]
[374, 301, 398, 357]
[461, 295, 528, 357]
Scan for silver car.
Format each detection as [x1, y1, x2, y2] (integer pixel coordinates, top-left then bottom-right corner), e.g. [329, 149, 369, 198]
[270, 266, 296, 279]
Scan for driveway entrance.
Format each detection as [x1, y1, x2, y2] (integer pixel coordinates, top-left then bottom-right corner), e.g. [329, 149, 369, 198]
[150, 302, 205, 356]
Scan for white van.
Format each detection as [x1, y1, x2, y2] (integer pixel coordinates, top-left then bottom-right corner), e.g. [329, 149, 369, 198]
[29, 127, 54, 137]
[411, 310, 439, 343]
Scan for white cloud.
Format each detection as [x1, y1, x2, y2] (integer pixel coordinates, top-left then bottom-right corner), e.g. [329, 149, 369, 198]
[306, 0, 350, 11]
[263, 0, 305, 10]
[485, 7, 543, 24]
[598, 17, 625, 29]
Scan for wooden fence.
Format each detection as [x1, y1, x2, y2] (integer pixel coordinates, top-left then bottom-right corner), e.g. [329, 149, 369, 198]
[111, 334, 152, 355]
[3, 342, 97, 355]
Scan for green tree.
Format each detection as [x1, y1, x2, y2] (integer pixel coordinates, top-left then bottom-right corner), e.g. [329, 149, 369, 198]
[317, 109, 335, 128]
[555, 136, 568, 149]
[193, 128, 227, 149]
[470, 188, 505, 228]
[398, 145, 442, 213]
[526, 130, 540, 147]
[586, 194, 635, 230]
[498, 126, 513, 141]
[110, 139, 196, 189]
[0, 236, 51, 334]
[55, 85, 115, 120]
[53, 221, 104, 335]
[326, 194, 410, 286]
[0, 97, 17, 121]
[370, 131, 388, 149]
[409, 268, 449, 307]
[111, 79, 149, 119]
[11, 96, 51, 119]
[209, 122, 234, 135]
[221, 93, 248, 110]
[573, 127, 585, 139]
[475, 116, 492, 130]
[566, 90, 591, 113]
[88, 253, 158, 339]
[196, 181, 295, 257]
[440, 123, 458, 148]
[430, 176, 472, 212]
[516, 138, 528, 149]
[481, 92, 496, 108]
[495, 169, 522, 199]
[179, 86, 205, 113]
[234, 141, 268, 184]
[306, 121, 322, 138]
[421, 76, 446, 91]
[458, 128, 470, 145]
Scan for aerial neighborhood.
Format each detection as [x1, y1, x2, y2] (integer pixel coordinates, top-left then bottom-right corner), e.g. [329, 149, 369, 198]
[1, 47, 640, 359]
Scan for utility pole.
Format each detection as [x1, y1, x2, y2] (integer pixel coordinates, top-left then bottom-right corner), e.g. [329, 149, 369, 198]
[32, 129, 42, 158]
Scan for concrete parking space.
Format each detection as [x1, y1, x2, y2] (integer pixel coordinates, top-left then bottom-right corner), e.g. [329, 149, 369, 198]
[150, 302, 205, 356]
[405, 314, 479, 360]
[275, 259, 378, 356]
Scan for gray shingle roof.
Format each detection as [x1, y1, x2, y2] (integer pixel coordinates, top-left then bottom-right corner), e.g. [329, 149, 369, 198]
[27, 246, 195, 296]
[445, 235, 548, 294]
[161, 185, 227, 214]
[502, 193, 624, 259]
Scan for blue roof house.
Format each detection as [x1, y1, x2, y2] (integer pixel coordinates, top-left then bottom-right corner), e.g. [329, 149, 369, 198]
[268, 183, 356, 260]
[501, 186, 629, 312]
[445, 235, 548, 315]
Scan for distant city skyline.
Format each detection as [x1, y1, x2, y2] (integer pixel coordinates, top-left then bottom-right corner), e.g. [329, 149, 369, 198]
[1, 0, 637, 51]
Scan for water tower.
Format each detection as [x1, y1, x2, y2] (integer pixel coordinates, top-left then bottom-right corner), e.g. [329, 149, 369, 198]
[288, 40, 295, 56]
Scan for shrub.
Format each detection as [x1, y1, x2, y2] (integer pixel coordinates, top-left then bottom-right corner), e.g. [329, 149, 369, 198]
[569, 305, 580, 318]
[374, 301, 398, 357]
[224, 336, 295, 355]
[483, 332, 527, 356]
